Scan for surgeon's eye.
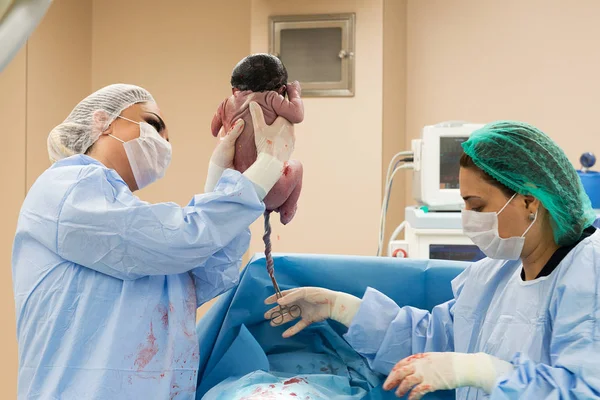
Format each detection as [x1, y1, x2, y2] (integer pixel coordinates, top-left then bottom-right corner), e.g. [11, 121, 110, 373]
[472, 207, 483, 212]
[145, 118, 162, 133]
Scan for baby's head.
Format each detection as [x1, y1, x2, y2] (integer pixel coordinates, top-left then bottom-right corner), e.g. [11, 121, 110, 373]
[231, 53, 288, 94]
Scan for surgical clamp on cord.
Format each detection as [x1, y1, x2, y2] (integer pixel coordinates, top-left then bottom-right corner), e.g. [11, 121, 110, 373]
[263, 211, 301, 325]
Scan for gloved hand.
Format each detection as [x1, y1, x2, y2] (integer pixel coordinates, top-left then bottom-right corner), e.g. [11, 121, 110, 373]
[383, 352, 515, 400]
[250, 101, 295, 162]
[264, 287, 362, 338]
[243, 101, 295, 199]
[205, 119, 245, 192]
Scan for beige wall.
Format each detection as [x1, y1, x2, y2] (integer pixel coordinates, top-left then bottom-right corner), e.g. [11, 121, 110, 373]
[382, 0, 407, 250]
[0, 1, 92, 396]
[405, 0, 600, 204]
[0, 48, 27, 400]
[92, 0, 252, 207]
[26, 0, 92, 187]
[249, 0, 384, 257]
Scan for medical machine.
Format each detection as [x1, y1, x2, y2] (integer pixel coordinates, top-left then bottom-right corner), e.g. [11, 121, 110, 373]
[412, 122, 484, 211]
[578, 152, 600, 210]
[388, 206, 485, 261]
[381, 121, 485, 260]
[577, 152, 600, 229]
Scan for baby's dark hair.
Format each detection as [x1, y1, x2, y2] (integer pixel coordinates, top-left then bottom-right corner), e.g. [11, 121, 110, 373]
[231, 53, 288, 92]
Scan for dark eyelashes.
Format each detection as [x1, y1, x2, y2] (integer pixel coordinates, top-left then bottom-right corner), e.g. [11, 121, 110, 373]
[143, 115, 168, 141]
[145, 118, 162, 133]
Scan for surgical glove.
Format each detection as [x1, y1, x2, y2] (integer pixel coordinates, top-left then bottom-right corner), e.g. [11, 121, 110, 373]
[264, 287, 361, 338]
[243, 102, 295, 199]
[383, 352, 515, 400]
[250, 101, 295, 162]
[205, 119, 245, 192]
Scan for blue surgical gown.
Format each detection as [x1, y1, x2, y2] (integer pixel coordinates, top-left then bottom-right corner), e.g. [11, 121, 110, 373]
[345, 231, 600, 399]
[12, 155, 265, 400]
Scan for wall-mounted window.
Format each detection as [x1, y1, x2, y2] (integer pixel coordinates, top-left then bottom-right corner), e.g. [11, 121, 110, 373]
[269, 13, 356, 97]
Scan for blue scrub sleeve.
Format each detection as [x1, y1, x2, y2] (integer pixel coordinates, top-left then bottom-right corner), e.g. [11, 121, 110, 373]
[344, 287, 456, 375]
[490, 250, 600, 399]
[191, 228, 250, 307]
[57, 169, 265, 280]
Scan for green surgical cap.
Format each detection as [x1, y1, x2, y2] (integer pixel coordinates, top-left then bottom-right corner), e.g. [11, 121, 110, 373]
[462, 120, 596, 246]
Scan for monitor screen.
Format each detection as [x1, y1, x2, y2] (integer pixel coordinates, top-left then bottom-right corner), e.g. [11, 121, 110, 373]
[439, 136, 468, 189]
[429, 244, 485, 262]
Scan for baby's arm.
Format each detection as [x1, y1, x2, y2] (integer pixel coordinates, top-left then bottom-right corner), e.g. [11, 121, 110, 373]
[269, 81, 304, 124]
[210, 100, 227, 137]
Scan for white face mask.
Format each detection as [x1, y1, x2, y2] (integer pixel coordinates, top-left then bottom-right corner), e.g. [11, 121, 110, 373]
[461, 193, 538, 260]
[109, 116, 172, 190]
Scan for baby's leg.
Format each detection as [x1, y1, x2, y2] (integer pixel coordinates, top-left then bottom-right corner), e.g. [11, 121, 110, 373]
[276, 162, 303, 225]
[262, 161, 299, 210]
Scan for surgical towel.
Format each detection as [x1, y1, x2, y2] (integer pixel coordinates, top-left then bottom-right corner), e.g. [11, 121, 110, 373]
[196, 253, 467, 400]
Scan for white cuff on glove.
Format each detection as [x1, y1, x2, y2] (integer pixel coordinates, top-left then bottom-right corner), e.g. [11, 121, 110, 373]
[242, 153, 284, 200]
[205, 161, 226, 193]
[453, 352, 515, 393]
[330, 292, 362, 327]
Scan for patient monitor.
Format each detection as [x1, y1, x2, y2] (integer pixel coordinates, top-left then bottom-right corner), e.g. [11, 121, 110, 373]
[388, 122, 485, 261]
[412, 122, 484, 211]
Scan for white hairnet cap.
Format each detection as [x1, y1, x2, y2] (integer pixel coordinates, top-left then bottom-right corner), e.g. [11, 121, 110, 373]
[47, 83, 155, 162]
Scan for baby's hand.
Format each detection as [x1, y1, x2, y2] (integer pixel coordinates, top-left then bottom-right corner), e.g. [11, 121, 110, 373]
[286, 81, 301, 97]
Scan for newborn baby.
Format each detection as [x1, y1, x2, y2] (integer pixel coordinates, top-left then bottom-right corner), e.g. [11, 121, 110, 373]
[211, 54, 304, 225]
